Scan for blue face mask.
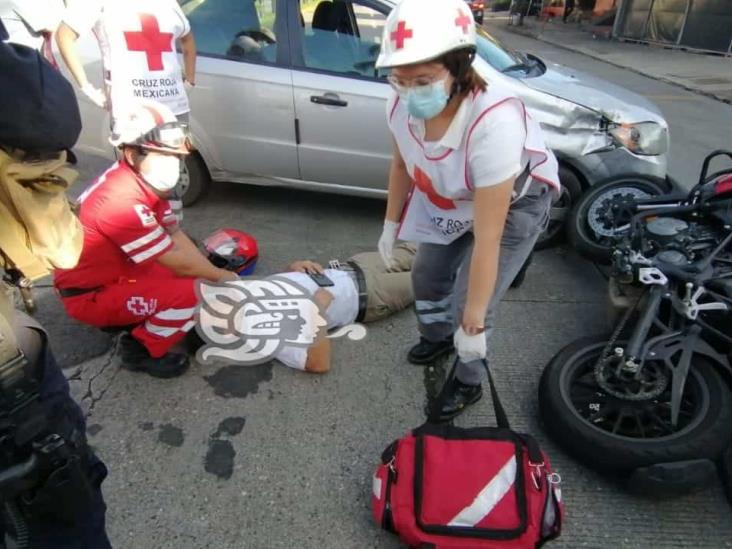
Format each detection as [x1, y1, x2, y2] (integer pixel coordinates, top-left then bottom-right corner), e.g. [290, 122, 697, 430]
[404, 79, 450, 120]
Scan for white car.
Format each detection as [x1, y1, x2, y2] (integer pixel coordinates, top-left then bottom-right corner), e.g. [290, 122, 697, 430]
[4, 0, 671, 247]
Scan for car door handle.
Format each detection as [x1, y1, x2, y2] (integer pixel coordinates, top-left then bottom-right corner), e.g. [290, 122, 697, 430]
[310, 94, 348, 107]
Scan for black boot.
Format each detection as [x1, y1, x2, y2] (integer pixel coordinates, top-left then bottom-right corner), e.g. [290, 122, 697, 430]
[407, 336, 454, 365]
[429, 376, 482, 423]
[118, 334, 189, 379]
[510, 252, 533, 289]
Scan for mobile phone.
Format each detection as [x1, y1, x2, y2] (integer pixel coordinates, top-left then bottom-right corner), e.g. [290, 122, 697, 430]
[308, 271, 334, 287]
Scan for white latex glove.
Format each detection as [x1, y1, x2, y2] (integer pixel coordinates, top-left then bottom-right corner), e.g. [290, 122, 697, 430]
[454, 326, 487, 362]
[378, 220, 399, 268]
[80, 83, 107, 109]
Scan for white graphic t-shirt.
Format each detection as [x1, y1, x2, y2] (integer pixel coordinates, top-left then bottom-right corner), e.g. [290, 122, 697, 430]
[272, 269, 359, 371]
[63, 0, 191, 118]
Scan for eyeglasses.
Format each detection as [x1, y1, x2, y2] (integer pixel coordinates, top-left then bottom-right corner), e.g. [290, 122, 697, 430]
[387, 69, 449, 95]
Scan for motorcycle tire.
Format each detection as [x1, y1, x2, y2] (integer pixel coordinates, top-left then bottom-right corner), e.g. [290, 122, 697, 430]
[567, 175, 668, 264]
[538, 335, 732, 474]
[722, 444, 732, 506]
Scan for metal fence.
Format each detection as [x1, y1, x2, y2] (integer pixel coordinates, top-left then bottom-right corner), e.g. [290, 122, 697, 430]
[613, 0, 732, 54]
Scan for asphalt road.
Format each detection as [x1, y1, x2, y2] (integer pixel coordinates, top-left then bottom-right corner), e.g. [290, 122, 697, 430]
[33, 28, 732, 549]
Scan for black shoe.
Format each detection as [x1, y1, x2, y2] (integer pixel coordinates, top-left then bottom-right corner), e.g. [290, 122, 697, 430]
[407, 337, 455, 365]
[510, 252, 533, 289]
[429, 376, 482, 423]
[185, 329, 206, 354]
[117, 334, 189, 379]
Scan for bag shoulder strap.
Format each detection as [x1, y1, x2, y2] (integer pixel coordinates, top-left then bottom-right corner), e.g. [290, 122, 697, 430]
[481, 360, 511, 430]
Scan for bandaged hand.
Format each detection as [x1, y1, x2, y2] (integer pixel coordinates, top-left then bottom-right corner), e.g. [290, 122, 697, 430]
[454, 326, 487, 362]
[80, 83, 107, 109]
[378, 220, 399, 268]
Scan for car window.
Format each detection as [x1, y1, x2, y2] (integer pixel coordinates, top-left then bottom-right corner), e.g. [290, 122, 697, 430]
[475, 27, 523, 72]
[180, 0, 280, 65]
[298, 0, 387, 78]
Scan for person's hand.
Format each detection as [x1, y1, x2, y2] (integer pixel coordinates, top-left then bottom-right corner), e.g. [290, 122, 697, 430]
[217, 269, 239, 282]
[289, 260, 324, 274]
[183, 76, 195, 90]
[454, 326, 487, 362]
[378, 220, 399, 268]
[80, 82, 107, 109]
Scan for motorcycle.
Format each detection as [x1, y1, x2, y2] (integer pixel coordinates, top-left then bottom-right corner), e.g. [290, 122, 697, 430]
[539, 151, 732, 496]
[567, 151, 732, 264]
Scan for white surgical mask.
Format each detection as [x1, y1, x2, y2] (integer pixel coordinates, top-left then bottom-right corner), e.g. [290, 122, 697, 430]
[140, 153, 181, 192]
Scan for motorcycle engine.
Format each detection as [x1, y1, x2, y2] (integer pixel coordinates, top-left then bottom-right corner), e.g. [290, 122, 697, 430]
[645, 217, 690, 246]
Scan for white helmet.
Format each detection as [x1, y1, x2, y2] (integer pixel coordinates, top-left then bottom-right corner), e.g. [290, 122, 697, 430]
[376, 0, 477, 69]
[110, 100, 191, 155]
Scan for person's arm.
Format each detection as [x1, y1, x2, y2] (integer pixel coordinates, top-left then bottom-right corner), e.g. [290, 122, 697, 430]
[462, 179, 514, 334]
[157, 229, 236, 281]
[179, 32, 196, 86]
[304, 338, 332, 374]
[56, 19, 107, 108]
[55, 22, 86, 88]
[287, 260, 324, 274]
[384, 139, 412, 223]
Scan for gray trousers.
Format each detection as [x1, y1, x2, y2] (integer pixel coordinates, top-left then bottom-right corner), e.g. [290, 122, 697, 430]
[411, 182, 553, 385]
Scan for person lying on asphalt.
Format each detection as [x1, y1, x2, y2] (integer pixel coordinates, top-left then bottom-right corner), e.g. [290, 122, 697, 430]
[267, 243, 417, 374]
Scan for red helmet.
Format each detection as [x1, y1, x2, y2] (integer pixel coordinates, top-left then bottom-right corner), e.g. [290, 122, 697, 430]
[203, 229, 259, 275]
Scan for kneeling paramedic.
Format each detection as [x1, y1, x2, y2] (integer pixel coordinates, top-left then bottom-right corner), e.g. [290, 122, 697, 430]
[375, 0, 560, 421]
[54, 101, 238, 379]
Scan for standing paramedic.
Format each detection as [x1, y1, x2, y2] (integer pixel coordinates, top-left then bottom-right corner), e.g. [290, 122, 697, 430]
[54, 101, 237, 379]
[375, 0, 560, 422]
[56, 0, 196, 221]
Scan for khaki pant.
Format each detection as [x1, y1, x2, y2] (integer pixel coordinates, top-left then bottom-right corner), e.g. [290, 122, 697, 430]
[349, 242, 417, 323]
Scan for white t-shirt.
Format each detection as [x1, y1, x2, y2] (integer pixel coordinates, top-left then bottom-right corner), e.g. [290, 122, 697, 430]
[272, 269, 359, 371]
[1, 0, 64, 49]
[410, 95, 528, 189]
[387, 82, 560, 244]
[63, 0, 191, 118]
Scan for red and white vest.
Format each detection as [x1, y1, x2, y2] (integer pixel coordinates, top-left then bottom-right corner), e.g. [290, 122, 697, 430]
[388, 86, 560, 245]
[90, 0, 190, 119]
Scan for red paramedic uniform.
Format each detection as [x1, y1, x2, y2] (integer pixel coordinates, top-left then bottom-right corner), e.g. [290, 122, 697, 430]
[54, 161, 197, 357]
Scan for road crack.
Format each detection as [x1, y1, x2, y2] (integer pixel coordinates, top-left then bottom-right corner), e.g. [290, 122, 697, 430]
[80, 336, 121, 418]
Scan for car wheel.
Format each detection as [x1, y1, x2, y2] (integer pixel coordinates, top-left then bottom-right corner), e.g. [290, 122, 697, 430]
[181, 152, 210, 207]
[535, 165, 582, 250]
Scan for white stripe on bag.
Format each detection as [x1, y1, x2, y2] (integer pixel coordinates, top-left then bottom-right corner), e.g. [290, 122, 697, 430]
[144, 321, 178, 338]
[130, 235, 172, 263]
[122, 226, 164, 252]
[447, 455, 517, 528]
[154, 307, 196, 321]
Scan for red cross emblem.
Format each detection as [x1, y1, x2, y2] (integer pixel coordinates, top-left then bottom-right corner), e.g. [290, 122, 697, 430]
[124, 14, 173, 71]
[455, 9, 472, 34]
[390, 20, 413, 50]
[414, 166, 455, 210]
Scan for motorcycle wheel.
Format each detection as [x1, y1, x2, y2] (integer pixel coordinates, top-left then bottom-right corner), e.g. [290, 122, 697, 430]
[538, 335, 732, 474]
[567, 175, 668, 264]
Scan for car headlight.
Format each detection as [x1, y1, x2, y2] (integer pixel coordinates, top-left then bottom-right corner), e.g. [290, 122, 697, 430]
[609, 122, 668, 156]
